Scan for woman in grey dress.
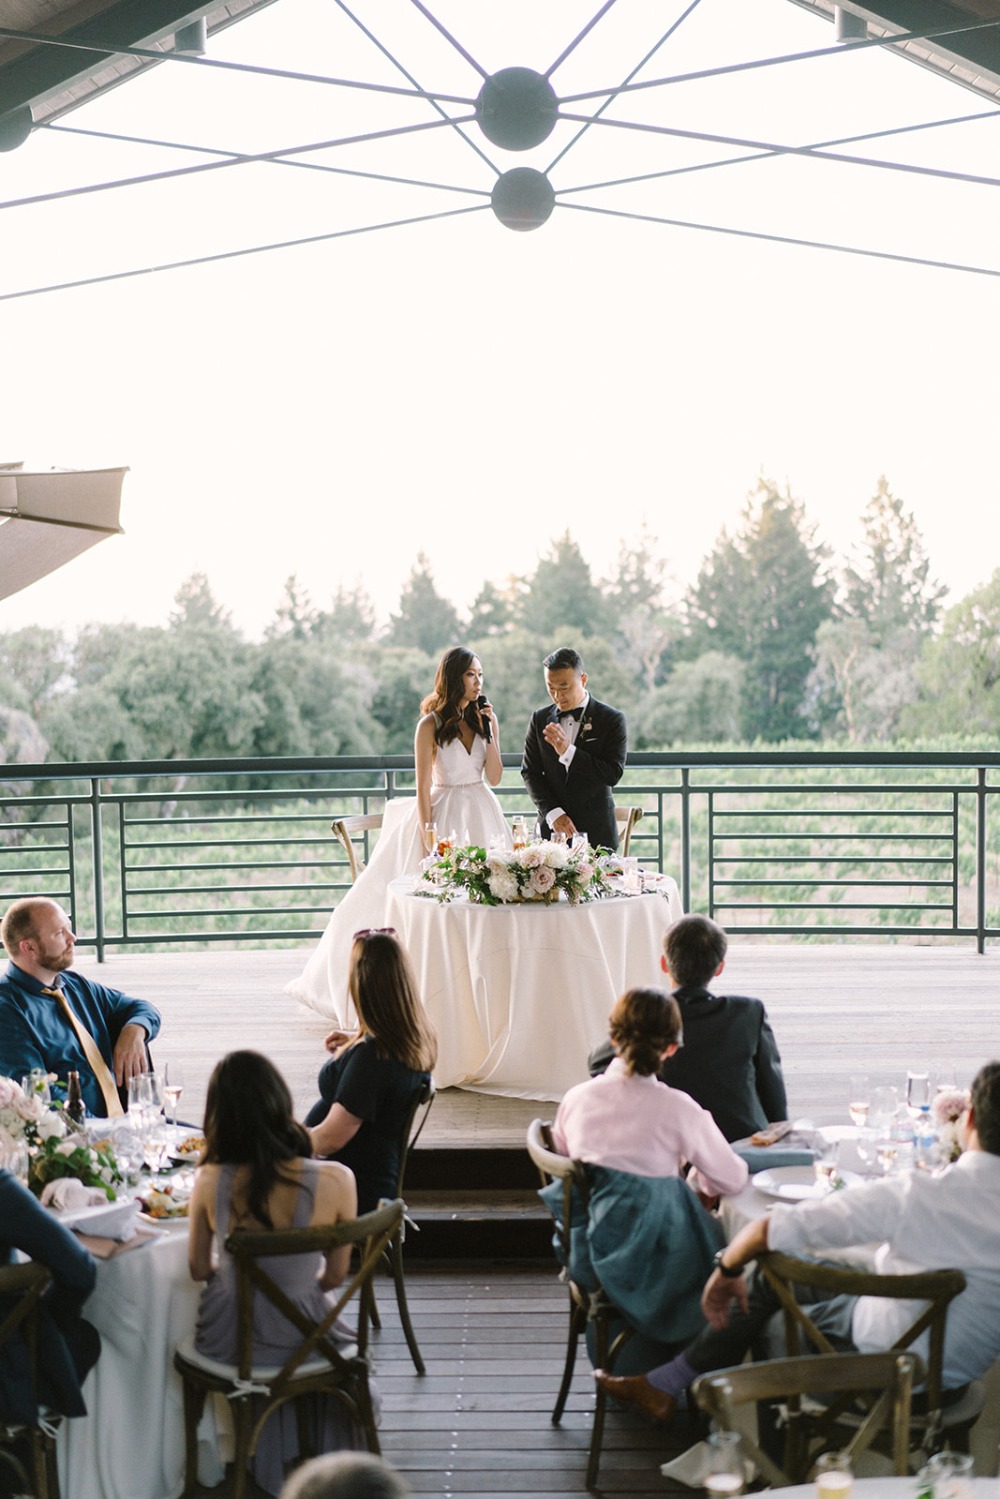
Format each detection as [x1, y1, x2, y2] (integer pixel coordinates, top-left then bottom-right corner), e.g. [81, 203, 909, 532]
[187, 1051, 365, 1496]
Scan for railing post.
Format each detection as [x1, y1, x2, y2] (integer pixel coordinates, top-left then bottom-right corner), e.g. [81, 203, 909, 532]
[681, 768, 691, 914]
[91, 777, 105, 962]
[976, 767, 987, 954]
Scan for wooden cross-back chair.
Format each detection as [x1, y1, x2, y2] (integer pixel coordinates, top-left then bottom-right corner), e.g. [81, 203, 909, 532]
[757, 1251, 984, 1461]
[0, 1261, 61, 1499]
[693, 1350, 922, 1487]
[331, 814, 384, 884]
[614, 805, 643, 856]
[358, 1076, 436, 1375]
[527, 1118, 634, 1491]
[174, 1199, 404, 1499]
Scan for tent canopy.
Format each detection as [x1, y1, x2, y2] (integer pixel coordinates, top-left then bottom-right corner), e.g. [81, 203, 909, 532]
[0, 463, 126, 601]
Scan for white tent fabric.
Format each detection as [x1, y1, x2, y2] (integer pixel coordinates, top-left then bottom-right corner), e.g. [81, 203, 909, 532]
[0, 463, 127, 600]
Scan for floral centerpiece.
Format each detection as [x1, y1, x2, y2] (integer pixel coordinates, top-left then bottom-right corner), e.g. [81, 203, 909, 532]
[417, 839, 615, 906]
[932, 1087, 970, 1163]
[0, 1075, 122, 1200]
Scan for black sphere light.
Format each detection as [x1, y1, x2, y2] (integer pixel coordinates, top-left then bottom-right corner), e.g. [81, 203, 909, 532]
[0, 106, 32, 152]
[491, 168, 556, 232]
[476, 67, 557, 151]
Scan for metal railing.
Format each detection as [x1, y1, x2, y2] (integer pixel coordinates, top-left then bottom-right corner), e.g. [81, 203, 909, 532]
[1, 750, 998, 955]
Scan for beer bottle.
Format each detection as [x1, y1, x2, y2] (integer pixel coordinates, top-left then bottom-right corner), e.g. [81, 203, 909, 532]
[66, 1070, 87, 1126]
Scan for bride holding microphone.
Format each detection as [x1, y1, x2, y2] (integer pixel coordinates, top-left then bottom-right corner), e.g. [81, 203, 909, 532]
[285, 646, 510, 1019]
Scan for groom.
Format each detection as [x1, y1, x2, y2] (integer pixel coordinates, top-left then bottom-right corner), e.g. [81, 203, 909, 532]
[521, 646, 628, 851]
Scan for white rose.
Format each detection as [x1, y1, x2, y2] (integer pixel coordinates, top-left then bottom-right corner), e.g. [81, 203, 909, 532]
[37, 1110, 67, 1141]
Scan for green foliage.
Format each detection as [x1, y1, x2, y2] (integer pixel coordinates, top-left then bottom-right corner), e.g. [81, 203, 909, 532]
[902, 569, 1000, 738]
[686, 479, 834, 741]
[634, 652, 744, 746]
[843, 477, 946, 645]
[386, 553, 461, 655]
[515, 533, 610, 640]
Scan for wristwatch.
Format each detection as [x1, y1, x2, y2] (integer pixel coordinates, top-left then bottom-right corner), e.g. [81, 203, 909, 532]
[712, 1248, 743, 1278]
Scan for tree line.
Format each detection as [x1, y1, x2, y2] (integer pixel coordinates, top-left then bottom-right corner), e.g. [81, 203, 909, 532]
[2, 473, 998, 767]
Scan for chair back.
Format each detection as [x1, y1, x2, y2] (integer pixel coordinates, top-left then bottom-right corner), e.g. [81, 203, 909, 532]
[0, 1262, 58, 1499]
[693, 1349, 922, 1486]
[526, 1118, 589, 1275]
[331, 813, 384, 883]
[758, 1251, 964, 1416]
[393, 1076, 435, 1199]
[0, 1261, 51, 1357]
[226, 1198, 404, 1386]
[614, 805, 642, 856]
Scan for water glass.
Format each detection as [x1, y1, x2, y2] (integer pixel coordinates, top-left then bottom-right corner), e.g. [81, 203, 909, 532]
[906, 1070, 931, 1119]
[814, 1451, 852, 1499]
[848, 1074, 869, 1127]
[919, 1451, 974, 1499]
[704, 1430, 744, 1497]
[869, 1085, 898, 1131]
[813, 1138, 842, 1191]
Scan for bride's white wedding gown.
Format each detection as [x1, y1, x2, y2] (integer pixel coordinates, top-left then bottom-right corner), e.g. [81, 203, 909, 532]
[284, 730, 511, 1020]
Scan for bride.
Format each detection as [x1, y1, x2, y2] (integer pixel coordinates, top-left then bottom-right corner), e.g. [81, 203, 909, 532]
[285, 646, 510, 1020]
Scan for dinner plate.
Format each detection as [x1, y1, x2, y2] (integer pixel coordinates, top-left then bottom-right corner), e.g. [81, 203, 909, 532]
[752, 1165, 862, 1202]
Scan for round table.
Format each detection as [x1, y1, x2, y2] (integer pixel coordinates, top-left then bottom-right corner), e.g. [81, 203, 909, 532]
[385, 875, 683, 1100]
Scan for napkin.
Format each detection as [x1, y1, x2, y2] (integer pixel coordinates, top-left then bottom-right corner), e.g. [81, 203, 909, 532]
[734, 1146, 816, 1173]
[41, 1179, 108, 1212]
[660, 1441, 757, 1488]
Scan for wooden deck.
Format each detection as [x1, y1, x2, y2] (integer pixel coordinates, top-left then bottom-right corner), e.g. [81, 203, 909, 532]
[76, 940, 1000, 1137]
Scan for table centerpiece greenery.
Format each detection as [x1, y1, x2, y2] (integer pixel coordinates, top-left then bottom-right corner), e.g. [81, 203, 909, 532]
[417, 839, 617, 906]
[0, 1074, 122, 1199]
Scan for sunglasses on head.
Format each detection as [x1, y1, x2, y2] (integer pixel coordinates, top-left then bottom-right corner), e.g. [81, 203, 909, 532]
[353, 927, 397, 941]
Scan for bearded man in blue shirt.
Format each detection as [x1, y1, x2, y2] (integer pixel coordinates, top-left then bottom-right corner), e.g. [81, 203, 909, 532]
[0, 898, 161, 1117]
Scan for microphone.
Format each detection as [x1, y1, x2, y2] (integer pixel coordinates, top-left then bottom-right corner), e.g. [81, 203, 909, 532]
[476, 695, 492, 743]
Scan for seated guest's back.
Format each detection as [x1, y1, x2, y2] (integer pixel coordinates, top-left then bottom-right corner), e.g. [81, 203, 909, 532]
[0, 1166, 100, 1424]
[188, 1051, 362, 1497]
[555, 987, 747, 1201]
[306, 932, 437, 1213]
[589, 915, 787, 1142]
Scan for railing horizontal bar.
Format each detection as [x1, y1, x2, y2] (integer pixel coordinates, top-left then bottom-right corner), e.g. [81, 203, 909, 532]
[717, 923, 973, 935]
[712, 833, 952, 842]
[124, 837, 346, 850]
[711, 809, 954, 819]
[124, 812, 350, 826]
[126, 860, 343, 873]
[714, 855, 954, 864]
[124, 906, 332, 919]
[714, 901, 952, 911]
[0, 887, 69, 901]
[129, 882, 341, 895]
[714, 879, 953, 888]
[89, 929, 328, 944]
[692, 783, 973, 795]
[0, 866, 70, 876]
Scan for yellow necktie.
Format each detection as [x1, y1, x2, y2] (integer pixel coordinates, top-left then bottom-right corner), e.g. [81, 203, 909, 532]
[41, 986, 125, 1118]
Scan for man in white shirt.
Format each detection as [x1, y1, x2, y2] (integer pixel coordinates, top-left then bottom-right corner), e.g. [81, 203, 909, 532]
[597, 1060, 1000, 1424]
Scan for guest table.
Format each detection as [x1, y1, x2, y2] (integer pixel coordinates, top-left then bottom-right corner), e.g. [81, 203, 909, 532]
[385, 875, 683, 1101]
[57, 1217, 223, 1499]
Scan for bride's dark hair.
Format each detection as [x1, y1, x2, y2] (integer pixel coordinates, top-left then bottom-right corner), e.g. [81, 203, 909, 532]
[420, 646, 482, 747]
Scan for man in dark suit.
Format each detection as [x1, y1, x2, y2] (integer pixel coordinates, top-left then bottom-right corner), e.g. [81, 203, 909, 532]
[521, 646, 627, 851]
[588, 914, 787, 1141]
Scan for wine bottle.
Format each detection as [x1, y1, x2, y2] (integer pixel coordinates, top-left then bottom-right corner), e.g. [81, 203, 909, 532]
[66, 1070, 87, 1126]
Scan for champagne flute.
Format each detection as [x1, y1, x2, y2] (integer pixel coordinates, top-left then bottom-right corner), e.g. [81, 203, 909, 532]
[813, 1139, 841, 1191]
[163, 1062, 185, 1131]
[848, 1074, 869, 1128]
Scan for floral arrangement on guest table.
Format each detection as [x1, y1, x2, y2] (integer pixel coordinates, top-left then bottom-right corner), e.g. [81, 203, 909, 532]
[414, 836, 656, 906]
[0, 1073, 123, 1198]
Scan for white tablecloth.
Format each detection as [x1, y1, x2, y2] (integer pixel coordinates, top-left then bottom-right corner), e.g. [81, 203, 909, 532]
[385, 877, 683, 1101]
[59, 1225, 223, 1499]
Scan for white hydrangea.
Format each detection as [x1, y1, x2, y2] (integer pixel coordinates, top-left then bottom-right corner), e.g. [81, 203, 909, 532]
[543, 842, 569, 869]
[37, 1109, 67, 1142]
[488, 870, 520, 903]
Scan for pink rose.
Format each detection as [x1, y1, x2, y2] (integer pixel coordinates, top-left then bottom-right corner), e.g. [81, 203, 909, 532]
[530, 866, 556, 895]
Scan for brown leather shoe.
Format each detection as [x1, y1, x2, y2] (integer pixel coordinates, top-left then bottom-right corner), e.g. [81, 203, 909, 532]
[594, 1369, 677, 1424]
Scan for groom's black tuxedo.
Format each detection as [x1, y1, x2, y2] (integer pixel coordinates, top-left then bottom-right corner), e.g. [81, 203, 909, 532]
[521, 695, 627, 850]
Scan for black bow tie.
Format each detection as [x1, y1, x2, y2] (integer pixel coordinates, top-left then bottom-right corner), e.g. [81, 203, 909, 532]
[558, 706, 585, 723]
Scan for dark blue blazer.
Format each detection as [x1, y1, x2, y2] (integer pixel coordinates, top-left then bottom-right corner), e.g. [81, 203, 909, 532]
[521, 695, 627, 851]
[0, 1169, 100, 1422]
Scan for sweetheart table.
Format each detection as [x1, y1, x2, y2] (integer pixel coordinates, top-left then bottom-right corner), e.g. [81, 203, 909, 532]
[385, 875, 683, 1100]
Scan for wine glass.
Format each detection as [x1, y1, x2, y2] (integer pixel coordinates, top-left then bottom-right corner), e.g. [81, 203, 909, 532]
[869, 1085, 898, 1132]
[848, 1074, 869, 1127]
[163, 1062, 185, 1131]
[906, 1070, 931, 1120]
[704, 1430, 744, 1497]
[813, 1139, 842, 1192]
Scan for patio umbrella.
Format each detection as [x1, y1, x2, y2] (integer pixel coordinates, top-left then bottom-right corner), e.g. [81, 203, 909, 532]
[0, 462, 126, 601]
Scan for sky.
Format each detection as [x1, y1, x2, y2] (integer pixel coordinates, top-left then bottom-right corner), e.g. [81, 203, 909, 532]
[1, 0, 999, 640]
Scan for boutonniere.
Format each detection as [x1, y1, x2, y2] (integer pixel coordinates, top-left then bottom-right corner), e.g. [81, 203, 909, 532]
[580, 719, 593, 736]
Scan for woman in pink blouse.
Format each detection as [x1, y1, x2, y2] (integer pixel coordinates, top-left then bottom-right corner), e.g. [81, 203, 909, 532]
[552, 988, 748, 1200]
